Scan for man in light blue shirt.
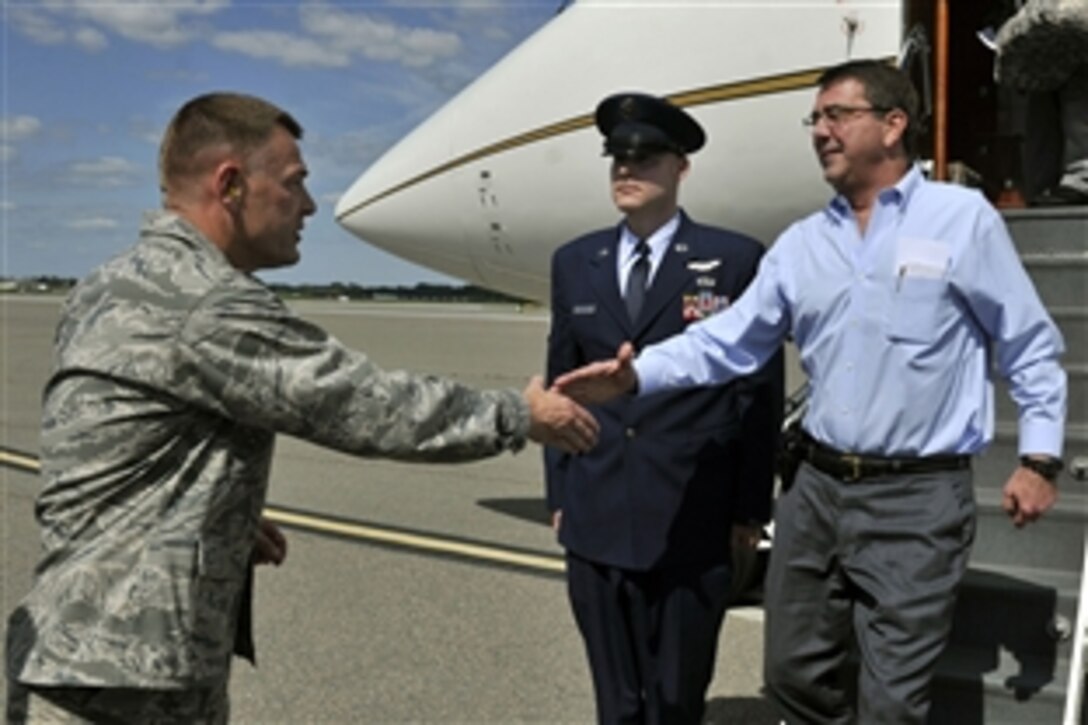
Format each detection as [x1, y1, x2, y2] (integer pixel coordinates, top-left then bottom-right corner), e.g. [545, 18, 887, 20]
[555, 60, 1066, 724]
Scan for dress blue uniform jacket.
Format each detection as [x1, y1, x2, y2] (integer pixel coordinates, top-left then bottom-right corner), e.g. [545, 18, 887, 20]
[545, 211, 784, 572]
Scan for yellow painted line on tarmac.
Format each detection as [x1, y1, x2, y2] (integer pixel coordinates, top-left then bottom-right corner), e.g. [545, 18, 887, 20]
[263, 507, 565, 574]
[0, 447, 564, 575]
[0, 449, 40, 473]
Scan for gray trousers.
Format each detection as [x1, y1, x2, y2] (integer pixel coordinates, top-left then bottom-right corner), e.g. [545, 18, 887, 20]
[763, 461, 975, 724]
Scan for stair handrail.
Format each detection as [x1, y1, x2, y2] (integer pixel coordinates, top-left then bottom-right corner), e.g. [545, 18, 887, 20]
[1062, 529, 1088, 724]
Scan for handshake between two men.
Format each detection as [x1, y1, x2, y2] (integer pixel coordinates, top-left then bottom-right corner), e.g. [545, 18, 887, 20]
[530, 342, 638, 453]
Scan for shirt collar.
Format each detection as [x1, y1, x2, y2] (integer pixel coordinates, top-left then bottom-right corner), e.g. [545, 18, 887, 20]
[620, 211, 682, 266]
[825, 163, 923, 223]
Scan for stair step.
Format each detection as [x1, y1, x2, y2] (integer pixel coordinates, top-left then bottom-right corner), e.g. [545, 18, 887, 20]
[950, 565, 1081, 655]
[969, 488, 1086, 571]
[1019, 265, 1088, 310]
[930, 642, 1072, 723]
[1003, 207, 1088, 256]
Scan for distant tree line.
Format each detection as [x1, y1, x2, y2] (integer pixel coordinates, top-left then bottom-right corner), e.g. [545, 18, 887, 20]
[2, 276, 527, 304]
[271, 281, 528, 304]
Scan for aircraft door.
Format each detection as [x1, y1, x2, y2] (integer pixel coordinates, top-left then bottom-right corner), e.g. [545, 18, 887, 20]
[471, 167, 510, 283]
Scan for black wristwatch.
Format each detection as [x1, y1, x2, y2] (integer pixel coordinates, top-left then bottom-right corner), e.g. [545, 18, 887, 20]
[1019, 456, 1063, 483]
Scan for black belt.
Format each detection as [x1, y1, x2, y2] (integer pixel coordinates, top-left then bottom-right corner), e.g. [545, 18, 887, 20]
[799, 432, 970, 483]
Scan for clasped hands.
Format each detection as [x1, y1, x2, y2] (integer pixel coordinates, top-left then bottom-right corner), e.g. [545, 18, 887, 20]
[527, 342, 640, 454]
[552, 341, 639, 406]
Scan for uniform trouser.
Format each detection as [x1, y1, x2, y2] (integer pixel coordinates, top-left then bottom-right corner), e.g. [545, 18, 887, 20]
[5, 679, 229, 725]
[1025, 69, 1088, 196]
[764, 462, 975, 724]
[566, 552, 733, 725]
[1057, 70, 1088, 193]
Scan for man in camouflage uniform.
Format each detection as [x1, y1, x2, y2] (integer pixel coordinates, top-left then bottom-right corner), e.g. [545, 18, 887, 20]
[5, 92, 599, 724]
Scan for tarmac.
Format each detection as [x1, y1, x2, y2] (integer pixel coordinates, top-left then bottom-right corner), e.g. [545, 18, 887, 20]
[0, 295, 780, 723]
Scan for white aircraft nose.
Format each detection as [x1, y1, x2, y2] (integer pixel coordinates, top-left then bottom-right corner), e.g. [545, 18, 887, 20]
[335, 147, 486, 287]
[334, 1, 895, 305]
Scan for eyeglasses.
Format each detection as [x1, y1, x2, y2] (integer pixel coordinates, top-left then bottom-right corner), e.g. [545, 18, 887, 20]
[802, 104, 890, 128]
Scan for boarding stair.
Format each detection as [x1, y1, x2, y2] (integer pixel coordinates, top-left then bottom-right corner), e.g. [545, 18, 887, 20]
[927, 206, 1088, 724]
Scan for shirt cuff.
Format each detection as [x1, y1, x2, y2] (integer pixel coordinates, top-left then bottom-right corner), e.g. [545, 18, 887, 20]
[633, 354, 668, 397]
[1018, 418, 1064, 458]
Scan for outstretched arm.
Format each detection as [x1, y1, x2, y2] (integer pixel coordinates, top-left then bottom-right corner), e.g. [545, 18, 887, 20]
[553, 342, 638, 406]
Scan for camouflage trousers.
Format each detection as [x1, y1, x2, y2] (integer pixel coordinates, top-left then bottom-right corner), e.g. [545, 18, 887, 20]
[6, 680, 229, 724]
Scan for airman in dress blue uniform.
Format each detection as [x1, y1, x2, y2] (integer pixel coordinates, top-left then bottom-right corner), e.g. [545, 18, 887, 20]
[545, 93, 784, 724]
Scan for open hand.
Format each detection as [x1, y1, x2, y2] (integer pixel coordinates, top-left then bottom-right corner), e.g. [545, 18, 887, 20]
[553, 342, 638, 406]
[253, 516, 288, 566]
[524, 376, 599, 453]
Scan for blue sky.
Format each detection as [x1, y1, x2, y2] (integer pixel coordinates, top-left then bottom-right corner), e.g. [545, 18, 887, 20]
[1, 0, 560, 286]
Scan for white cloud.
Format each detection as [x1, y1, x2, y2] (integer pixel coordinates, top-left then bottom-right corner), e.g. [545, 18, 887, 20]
[11, 0, 230, 51]
[69, 0, 229, 48]
[212, 31, 350, 68]
[1, 116, 44, 143]
[8, 7, 67, 45]
[12, 1, 471, 73]
[0, 201, 16, 211]
[300, 4, 461, 69]
[73, 26, 108, 52]
[139, 130, 164, 146]
[209, 6, 462, 70]
[67, 217, 120, 230]
[65, 156, 143, 187]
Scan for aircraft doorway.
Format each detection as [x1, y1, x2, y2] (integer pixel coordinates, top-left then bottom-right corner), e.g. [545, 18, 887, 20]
[904, 0, 1032, 204]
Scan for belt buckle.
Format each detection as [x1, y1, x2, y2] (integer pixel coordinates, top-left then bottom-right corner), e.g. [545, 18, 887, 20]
[842, 454, 863, 482]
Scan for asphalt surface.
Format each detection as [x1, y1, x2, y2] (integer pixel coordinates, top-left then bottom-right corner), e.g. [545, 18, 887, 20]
[0, 295, 781, 723]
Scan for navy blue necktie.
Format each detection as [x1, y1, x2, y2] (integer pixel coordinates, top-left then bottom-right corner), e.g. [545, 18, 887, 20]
[625, 240, 651, 323]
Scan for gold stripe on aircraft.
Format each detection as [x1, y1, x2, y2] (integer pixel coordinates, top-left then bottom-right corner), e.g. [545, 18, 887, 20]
[335, 64, 834, 220]
[0, 447, 565, 575]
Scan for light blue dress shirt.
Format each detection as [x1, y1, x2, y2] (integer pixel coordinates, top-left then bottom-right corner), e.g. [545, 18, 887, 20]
[617, 212, 679, 295]
[635, 166, 1067, 458]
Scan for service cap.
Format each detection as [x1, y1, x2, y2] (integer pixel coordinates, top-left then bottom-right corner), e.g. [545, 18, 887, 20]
[595, 92, 706, 160]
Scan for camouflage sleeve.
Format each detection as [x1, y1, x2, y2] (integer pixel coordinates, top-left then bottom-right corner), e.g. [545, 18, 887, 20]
[173, 285, 529, 462]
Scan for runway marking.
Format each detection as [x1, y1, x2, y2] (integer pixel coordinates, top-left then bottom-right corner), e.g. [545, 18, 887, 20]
[264, 506, 564, 574]
[0, 449, 40, 472]
[0, 447, 766, 618]
[0, 446, 565, 576]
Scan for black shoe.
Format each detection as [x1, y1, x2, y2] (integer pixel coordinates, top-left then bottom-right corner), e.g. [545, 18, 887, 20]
[1031, 185, 1088, 206]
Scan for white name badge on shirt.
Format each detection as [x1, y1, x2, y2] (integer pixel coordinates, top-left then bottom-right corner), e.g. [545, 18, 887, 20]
[895, 237, 950, 279]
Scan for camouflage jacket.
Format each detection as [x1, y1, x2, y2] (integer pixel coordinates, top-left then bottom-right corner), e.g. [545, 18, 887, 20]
[7, 211, 529, 689]
[996, 0, 1088, 91]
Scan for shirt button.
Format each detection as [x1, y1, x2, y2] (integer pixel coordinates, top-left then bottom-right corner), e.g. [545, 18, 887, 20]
[625, 427, 637, 438]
